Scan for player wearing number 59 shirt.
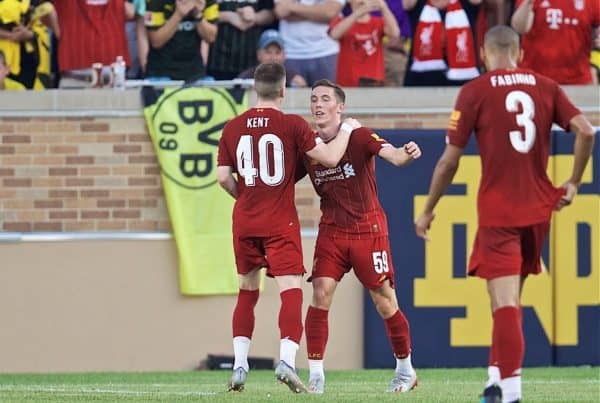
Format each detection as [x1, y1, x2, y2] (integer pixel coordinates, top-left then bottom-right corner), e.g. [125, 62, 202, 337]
[300, 79, 422, 394]
[216, 63, 361, 394]
[415, 26, 595, 403]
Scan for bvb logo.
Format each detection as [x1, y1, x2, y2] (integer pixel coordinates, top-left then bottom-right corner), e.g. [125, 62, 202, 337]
[150, 87, 240, 189]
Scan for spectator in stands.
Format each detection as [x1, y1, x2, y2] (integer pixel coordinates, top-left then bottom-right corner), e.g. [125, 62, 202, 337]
[403, 0, 481, 86]
[53, 0, 133, 88]
[145, 0, 218, 82]
[329, 0, 399, 86]
[511, 0, 600, 85]
[237, 29, 307, 87]
[382, 0, 412, 86]
[275, 0, 346, 85]
[29, 1, 60, 89]
[0, 49, 25, 90]
[206, 0, 275, 80]
[0, 0, 37, 88]
[125, 0, 148, 79]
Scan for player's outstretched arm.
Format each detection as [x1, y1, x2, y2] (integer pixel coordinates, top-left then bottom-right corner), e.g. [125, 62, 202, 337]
[555, 114, 596, 210]
[415, 144, 463, 240]
[378, 141, 422, 167]
[306, 117, 361, 168]
[216, 165, 238, 199]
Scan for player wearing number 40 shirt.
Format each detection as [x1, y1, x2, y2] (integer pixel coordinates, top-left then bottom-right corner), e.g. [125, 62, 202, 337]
[415, 26, 595, 403]
[216, 63, 361, 394]
[297, 79, 422, 394]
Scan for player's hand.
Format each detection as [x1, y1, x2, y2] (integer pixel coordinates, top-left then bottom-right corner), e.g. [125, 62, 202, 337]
[403, 141, 422, 160]
[555, 181, 578, 211]
[415, 211, 435, 241]
[343, 117, 362, 131]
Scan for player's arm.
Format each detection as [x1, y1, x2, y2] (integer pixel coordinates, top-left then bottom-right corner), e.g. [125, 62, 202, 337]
[216, 165, 238, 199]
[511, 0, 535, 34]
[556, 114, 596, 210]
[414, 144, 463, 240]
[378, 141, 422, 167]
[276, 0, 344, 23]
[305, 118, 361, 168]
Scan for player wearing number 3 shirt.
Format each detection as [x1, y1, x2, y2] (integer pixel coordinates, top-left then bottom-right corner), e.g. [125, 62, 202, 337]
[299, 79, 422, 394]
[415, 26, 595, 403]
[216, 63, 362, 394]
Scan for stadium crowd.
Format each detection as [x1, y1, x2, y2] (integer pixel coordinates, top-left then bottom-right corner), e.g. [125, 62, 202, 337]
[0, 0, 598, 90]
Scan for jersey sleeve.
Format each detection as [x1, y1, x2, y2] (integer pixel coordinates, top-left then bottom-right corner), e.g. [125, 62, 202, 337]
[352, 128, 390, 156]
[552, 83, 582, 131]
[217, 126, 233, 167]
[294, 152, 308, 183]
[203, 0, 219, 23]
[145, 0, 166, 29]
[292, 115, 319, 154]
[446, 85, 477, 148]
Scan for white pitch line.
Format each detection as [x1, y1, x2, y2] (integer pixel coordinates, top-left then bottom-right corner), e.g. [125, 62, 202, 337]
[0, 386, 217, 396]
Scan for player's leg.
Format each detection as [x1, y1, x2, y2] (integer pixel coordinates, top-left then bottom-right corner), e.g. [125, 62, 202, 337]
[368, 281, 417, 392]
[306, 277, 338, 393]
[305, 234, 347, 393]
[468, 226, 524, 403]
[228, 236, 266, 392]
[229, 269, 262, 391]
[487, 275, 522, 403]
[350, 236, 417, 392]
[266, 230, 307, 393]
[492, 221, 550, 403]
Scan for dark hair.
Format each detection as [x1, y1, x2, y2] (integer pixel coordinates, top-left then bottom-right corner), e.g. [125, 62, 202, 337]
[311, 79, 345, 103]
[254, 62, 286, 100]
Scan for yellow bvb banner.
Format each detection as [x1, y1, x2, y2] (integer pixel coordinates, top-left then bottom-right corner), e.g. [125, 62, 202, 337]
[142, 86, 248, 295]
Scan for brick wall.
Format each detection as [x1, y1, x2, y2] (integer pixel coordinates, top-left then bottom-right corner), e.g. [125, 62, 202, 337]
[1, 93, 598, 233]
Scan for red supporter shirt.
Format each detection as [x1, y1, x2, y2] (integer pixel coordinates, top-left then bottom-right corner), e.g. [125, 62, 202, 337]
[54, 0, 131, 71]
[217, 108, 319, 237]
[447, 68, 581, 227]
[330, 16, 385, 86]
[303, 127, 389, 239]
[517, 0, 600, 84]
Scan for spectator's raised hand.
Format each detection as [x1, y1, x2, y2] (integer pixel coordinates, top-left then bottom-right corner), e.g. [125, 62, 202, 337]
[12, 25, 34, 42]
[274, 0, 294, 19]
[237, 6, 256, 24]
[175, 0, 196, 18]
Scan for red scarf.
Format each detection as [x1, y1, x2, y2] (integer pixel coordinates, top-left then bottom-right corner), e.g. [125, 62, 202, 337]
[411, 0, 479, 81]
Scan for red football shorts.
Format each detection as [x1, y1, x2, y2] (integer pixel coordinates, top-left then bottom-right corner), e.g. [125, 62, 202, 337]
[233, 227, 305, 277]
[309, 235, 395, 289]
[468, 222, 551, 280]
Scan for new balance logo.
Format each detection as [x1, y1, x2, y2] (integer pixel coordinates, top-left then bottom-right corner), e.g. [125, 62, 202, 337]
[343, 163, 355, 178]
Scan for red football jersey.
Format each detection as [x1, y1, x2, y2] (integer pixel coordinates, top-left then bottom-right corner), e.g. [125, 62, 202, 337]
[303, 127, 389, 239]
[516, 0, 600, 84]
[217, 108, 319, 237]
[447, 68, 581, 227]
[330, 16, 386, 86]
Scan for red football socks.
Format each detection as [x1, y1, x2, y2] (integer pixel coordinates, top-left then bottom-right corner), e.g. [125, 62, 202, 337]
[279, 288, 303, 344]
[384, 309, 411, 358]
[232, 289, 259, 338]
[305, 305, 329, 360]
[493, 306, 524, 379]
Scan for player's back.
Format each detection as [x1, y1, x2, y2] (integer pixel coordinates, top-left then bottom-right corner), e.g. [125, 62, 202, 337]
[218, 107, 317, 237]
[457, 68, 578, 226]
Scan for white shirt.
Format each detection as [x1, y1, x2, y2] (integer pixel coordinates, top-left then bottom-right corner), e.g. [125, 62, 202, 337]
[278, 0, 346, 59]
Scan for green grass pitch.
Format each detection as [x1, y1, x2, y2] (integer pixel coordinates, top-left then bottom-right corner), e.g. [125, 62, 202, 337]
[0, 367, 598, 402]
